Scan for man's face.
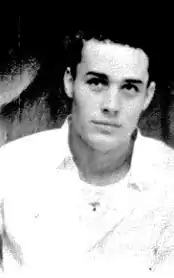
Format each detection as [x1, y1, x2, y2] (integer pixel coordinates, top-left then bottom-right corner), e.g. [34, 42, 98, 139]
[64, 39, 155, 152]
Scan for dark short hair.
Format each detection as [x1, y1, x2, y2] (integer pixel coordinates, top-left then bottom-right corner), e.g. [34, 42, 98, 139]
[63, 28, 158, 86]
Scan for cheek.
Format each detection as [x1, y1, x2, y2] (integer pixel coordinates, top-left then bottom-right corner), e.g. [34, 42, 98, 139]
[73, 97, 94, 119]
[121, 99, 144, 123]
[73, 84, 98, 116]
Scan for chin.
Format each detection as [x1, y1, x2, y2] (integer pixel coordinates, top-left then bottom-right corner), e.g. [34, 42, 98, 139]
[88, 136, 119, 152]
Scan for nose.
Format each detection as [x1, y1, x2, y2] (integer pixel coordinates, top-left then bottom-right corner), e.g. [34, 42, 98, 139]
[101, 86, 120, 116]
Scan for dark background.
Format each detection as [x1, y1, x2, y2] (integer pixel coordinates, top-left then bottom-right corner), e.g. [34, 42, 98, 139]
[0, 16, 174, 145]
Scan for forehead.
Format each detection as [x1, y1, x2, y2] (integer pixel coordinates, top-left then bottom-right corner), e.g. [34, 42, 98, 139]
[77, 39, 149, 83]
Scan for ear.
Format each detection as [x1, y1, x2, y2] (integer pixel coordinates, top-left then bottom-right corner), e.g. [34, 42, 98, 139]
[143, 82, 156, 111]
[63, 67, 74, 99]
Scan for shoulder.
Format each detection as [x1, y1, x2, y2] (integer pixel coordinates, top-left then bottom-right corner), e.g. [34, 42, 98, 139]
[133, 132, 174, 189]
[0, 127, 68, 192]
[1, 126, 67, 162]
[138, 135, 174, 202]
[137, 133, 174, 166]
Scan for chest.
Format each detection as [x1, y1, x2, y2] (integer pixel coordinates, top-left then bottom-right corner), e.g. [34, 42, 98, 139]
[2, 173, 174, 274]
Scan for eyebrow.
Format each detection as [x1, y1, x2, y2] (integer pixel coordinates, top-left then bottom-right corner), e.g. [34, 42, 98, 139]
[85, 72, 144, 85]
[85, 71, 108, 80]
[124, 79, 144, 85]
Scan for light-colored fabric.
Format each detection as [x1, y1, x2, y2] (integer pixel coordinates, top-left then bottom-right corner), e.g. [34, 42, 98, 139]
[0, 116, 174, 277]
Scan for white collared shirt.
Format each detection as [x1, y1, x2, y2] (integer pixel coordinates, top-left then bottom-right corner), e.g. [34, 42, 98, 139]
[0, 117, 174, 277]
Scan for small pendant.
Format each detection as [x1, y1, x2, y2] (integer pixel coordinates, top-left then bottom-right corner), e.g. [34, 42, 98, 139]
[89, 201, 100, 211]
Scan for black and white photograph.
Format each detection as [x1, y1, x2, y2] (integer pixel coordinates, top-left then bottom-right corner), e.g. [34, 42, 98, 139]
[0, 15, 174, 277]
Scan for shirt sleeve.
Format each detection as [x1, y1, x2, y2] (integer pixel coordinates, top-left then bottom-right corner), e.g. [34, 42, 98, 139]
[0, 143, 19, 275]
[148, 202, 174, 277]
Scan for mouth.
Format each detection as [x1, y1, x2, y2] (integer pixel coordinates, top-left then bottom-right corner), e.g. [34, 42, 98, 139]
[92, 120, 121, 128]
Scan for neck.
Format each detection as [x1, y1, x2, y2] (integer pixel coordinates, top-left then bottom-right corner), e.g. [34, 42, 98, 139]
[68, 124, 137, 186]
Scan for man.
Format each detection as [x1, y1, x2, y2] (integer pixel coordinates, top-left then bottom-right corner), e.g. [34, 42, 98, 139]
[0, 28, 174, 277]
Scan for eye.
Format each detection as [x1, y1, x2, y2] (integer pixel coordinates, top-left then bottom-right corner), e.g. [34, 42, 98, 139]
[122, 83, 139, 93]
[86, 78, 107, 92]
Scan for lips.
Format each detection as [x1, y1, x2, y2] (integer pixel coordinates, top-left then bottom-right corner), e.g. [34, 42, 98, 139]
[92, 120, 121, 128]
